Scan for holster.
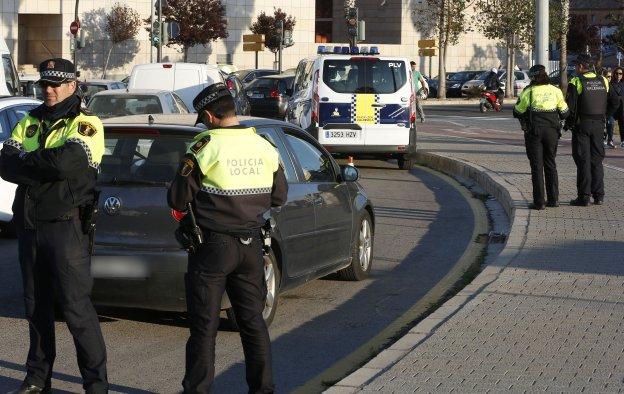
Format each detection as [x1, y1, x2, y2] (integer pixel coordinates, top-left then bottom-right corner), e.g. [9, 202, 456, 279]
[79, 190, 101, 255]
[175, 215, 204, 254]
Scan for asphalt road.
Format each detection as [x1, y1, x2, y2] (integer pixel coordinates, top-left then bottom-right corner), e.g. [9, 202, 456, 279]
[423, 104, 624, 172]
[0, 160, 480, 393]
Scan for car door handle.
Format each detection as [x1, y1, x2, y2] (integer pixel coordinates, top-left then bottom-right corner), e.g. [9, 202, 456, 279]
[371, 103, 386, 108]
[321, 97, 329, 102]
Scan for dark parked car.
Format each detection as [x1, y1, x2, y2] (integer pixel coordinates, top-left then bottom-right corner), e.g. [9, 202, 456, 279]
[233, 69, 280, 87]
[224, 73, 251, 116]
[549, 68, 576, 86]
[246, 75, 294, 119]
[92, 114, 375, 326]
[446, 71, 482, 97]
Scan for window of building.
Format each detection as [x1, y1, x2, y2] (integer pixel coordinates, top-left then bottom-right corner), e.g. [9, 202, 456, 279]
[315, 0, 333, 43]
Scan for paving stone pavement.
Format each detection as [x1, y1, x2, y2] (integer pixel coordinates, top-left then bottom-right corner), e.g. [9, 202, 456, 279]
[331, 133, 624, 393]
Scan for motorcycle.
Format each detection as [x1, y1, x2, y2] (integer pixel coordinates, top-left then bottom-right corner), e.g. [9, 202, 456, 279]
[479, 89, 502, 113]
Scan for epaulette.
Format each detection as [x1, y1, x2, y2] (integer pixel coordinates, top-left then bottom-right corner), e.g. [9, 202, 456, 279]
[190, 135, 211, 154]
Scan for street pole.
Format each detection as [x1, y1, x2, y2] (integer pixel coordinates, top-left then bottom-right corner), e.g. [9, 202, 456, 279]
[74, 0, 79, 71]
[157, 0, 163, 62]
[150, 2, 154, 63]
[255, 51, 258, 69]
[535, 0, 549, 72]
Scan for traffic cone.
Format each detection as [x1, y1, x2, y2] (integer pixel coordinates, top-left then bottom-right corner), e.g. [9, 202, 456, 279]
[347, 156, 355, 167]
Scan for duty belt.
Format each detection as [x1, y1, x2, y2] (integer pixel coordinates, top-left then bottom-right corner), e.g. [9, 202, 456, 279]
[238, 236, 253, 245]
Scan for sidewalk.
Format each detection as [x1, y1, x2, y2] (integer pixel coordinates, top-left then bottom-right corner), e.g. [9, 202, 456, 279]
[329, 133, 624, 392]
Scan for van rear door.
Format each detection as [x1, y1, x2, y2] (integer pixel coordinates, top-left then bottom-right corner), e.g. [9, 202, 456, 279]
[363, 59, 411, 147]
[129, 64, 175, 91]
[317, 58, 411, 149]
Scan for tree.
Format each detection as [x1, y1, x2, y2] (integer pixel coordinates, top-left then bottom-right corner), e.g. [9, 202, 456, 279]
[250, 9, 296, 61]
[412, 0, 475, 99]
[474, 0, 534, 98]
[550, 0, 570, 90]
[103, 3, 140, 78]
[567, 15, 601, 55]
[160, 0, 228, 62]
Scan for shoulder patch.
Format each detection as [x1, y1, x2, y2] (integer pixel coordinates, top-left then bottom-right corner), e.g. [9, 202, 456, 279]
[78, 121, 97, 137]
[25, 124, 38, 138]
[178, 157, 196, 177]
[190, 135, 211, 154]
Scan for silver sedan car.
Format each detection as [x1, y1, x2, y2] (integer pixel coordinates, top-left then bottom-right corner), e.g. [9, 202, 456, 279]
[87, 89, 190, 119]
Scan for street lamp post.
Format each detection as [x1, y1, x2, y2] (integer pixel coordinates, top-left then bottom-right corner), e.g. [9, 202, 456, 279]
[535, 0, 549, 71]
[74, 0, 79, 71]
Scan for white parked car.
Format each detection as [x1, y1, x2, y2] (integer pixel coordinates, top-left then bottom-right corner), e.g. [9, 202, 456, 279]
[127, 63, 223, 112]
[461, 70, 530, 97]
[87, 89, 190, 119]
[0, 96, 42, 234]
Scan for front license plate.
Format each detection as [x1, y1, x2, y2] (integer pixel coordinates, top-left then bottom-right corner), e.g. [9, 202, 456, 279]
[325, 130, 359, 139]
[251, 94, 263, 99]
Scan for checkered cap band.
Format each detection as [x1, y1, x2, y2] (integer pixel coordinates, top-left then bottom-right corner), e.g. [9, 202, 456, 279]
[40, 70, 76, 80]
[194, 91, 220, 112]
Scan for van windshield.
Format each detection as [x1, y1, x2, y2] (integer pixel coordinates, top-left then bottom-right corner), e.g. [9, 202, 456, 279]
[322, 59, 407, 94]
[2, 55, 19, 96]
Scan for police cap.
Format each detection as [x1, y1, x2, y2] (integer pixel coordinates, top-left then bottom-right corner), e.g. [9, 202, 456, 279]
[38, 58, 76, 84]
[528, 64, 545, 78]
[193, 82, 232, 125]
[573, 54, 593, 67]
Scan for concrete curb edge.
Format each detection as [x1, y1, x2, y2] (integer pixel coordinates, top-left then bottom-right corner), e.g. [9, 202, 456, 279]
[326, 151, 531, 393]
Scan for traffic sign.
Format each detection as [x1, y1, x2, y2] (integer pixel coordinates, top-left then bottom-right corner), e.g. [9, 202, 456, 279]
[418, 39, 436, 48]
[418, 48, 436, 56]
[243, 43, 265, 52]
[618, 52, 623, 60]
[243, 34, 265, 43]
[167, 21, 180, 39]
[70, 20, 80, 36]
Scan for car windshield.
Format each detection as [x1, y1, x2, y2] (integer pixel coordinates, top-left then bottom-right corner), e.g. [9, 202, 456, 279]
[100, 132, 192, 185]
[80, 84, 107, 97]
[88, 95, 163, 118]
[322, 59, 407, 94]
[248, 78, 277, 89]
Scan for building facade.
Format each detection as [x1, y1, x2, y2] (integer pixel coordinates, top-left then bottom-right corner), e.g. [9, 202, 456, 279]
[0, 0, 526, 80]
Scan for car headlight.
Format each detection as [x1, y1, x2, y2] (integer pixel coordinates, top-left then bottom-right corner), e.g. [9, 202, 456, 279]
[451, 83, 460, 88]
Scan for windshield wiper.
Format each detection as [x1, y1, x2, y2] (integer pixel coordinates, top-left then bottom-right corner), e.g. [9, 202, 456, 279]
[100, 177, 170, 186]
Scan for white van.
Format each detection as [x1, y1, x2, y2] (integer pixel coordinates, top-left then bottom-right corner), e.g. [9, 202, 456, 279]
[0, 38, 20, 96]
[128, 63, 223, 111]
[286, 46, 417, 169]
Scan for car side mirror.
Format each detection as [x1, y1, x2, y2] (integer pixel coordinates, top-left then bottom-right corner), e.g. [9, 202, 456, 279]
[340, 165, 359, 182]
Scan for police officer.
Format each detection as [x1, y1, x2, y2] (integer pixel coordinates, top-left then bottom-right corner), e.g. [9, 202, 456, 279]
[513, 64, 569, 210]
[0, 59, 107, 393]
[167, 83, 288, 393]
[565, 54, 618, 206]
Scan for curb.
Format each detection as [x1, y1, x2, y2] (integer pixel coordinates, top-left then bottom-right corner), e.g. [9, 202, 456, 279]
[327, 150, 531, 393]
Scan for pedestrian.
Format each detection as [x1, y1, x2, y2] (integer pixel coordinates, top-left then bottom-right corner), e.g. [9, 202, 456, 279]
[513, 64, 569, 210]
[608, 66, 624, 148]
[410, 61, 429, 122]
[0, 58, 107, 393]
[167, 82, 288, 393]
[601, 68, 616, 148]
[565, 54, 618, 206]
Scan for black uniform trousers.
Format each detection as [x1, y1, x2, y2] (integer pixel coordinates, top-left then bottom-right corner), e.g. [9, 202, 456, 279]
[571, 119, 605, 200]
[17, 217, 108, 393]
[524, 126, 560, 205]
[183, 231, 273, 394]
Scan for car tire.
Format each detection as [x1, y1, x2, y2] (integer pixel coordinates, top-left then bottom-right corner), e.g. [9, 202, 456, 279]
[338, 211, 373, 281]
[479, 102, 488, 113]
[226, 250, 280, 330]
[0, 220, 17, 238]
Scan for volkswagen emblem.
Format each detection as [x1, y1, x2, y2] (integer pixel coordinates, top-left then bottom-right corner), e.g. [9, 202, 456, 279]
[104, 196, 121, 216]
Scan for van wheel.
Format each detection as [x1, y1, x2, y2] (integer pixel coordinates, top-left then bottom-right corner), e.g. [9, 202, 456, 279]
[338, 211, 373, 281]
[398, 155, 415, 170]
[226, 251, 280, 330]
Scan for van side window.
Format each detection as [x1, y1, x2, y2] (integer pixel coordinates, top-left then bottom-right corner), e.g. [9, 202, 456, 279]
[293, 61, 308, 92]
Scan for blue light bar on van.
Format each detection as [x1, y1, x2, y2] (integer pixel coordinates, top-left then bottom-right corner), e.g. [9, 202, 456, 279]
[317, 45, 381, 55]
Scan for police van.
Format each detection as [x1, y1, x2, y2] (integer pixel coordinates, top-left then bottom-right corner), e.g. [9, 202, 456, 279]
[286, 46, 417, 169]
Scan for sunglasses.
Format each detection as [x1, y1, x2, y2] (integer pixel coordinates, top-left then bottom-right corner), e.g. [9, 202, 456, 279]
[38, 81, 64, 88]
[616, 72, 623, 75]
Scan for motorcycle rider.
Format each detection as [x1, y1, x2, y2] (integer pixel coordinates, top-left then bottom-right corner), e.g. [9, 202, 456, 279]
[484, 67, 503, 106]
